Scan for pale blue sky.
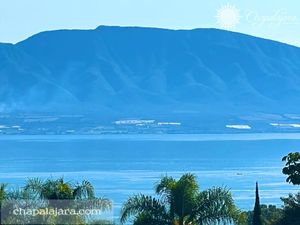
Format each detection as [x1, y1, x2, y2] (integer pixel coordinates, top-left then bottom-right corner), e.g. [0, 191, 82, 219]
[1, 0, 300, 46]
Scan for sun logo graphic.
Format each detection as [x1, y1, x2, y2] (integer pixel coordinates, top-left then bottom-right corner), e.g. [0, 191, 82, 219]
[216, 3, 241, 30]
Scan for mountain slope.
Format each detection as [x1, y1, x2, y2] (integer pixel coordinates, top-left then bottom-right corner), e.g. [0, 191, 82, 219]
[1, 26, 300, 116]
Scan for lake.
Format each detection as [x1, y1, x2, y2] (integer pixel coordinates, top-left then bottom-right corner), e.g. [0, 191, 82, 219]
[0, 133, 299, 220]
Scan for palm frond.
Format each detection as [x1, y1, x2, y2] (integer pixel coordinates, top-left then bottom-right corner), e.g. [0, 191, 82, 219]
[120, 194, 168, 224]
[73, 180, 95, 199]
[194, 187, 236, 225]
[89, 197, 112, 211]
[133, 212, 170, 225]
[24, 178, 44, 199]
[155, 176, 176, 195]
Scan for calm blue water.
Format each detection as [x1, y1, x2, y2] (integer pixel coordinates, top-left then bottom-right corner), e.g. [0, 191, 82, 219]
[0, 134, 299, 220]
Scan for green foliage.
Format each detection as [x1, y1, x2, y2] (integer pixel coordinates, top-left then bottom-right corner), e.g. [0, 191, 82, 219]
[260, 205, 283, 225]
[120, 173, 240, 225]
[157, 173, 198, 224]
[1, 178, 112, 225]
[243, 153, 300, 225]
[24, 177, 96, 200]
[276, 193, 300, 225]
[89, 219, 116, 225]
[282, 152, 300, 185]
[120, 194, 170, 225]
[277, 152, 300, 225]
[244, 205, 283, 225]
[194, 187, 242, 225]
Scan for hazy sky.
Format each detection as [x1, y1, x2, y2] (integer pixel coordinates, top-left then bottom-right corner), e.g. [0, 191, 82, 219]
[1, 0, 300, 46]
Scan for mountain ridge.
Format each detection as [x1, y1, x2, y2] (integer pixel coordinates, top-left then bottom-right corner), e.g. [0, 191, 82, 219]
[0, 26, 300, 117]
[13, 26, 300, 49]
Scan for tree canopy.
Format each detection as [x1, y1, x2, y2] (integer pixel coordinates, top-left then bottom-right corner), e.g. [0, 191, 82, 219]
[121, 173, 241, 225]
[282, 152, 300, 185]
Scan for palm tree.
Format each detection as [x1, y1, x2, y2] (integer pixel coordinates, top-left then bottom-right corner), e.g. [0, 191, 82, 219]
[121, 173, 240, 225]
[0, 184, 25, 223]
[24, 177, 112, 213]
[24, 177, 96, 200]
[0, 179, 111, 225]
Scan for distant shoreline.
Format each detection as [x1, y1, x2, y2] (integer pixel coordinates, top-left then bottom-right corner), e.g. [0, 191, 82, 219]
[2, 133, 300, 141]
